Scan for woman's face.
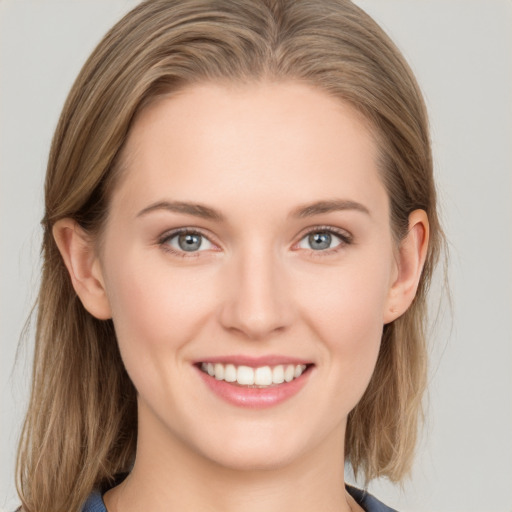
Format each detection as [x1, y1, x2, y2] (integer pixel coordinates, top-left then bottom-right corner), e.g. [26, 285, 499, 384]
[95, 82, 400, 470]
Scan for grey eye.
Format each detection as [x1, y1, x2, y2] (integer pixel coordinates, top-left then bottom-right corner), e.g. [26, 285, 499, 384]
[168, 232, 213, 252]
[309, 232, 331, 250]
[297, 231, 343, 251]
[178, 233, 202, 251]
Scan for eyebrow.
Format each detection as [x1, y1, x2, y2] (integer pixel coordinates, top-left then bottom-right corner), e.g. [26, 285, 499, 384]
[290, 199, 370, 218]
[136, 198, 370, 222]
[136, 200, 225, 221]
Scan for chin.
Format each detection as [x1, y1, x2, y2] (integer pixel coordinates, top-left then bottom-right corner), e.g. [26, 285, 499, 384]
[185, 424, 308, 472]
[204, 445, 299, 473]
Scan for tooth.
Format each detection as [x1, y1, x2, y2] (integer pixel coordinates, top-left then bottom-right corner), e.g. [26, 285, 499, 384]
[284, 365, 295, 382]
[203, 361, 308, 385]
[272, 365, 285, 384]
[254, 366, 272, 386]
[214, 363, 224, 380]
[224, 364, 237, 382]
[237, 365, 255, 385]
[294, 364, 305, 378]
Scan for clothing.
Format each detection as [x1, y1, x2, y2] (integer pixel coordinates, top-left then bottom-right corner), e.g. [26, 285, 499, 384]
[346, 485, 398, 512]
[82, 492, 107, 512]
[81, 485, 397, 512]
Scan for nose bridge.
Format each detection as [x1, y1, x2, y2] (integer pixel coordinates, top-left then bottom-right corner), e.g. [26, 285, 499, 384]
[219, 240, 292, 339]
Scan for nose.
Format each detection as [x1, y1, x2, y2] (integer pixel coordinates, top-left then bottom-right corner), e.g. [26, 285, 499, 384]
[218, 244, 294, 340]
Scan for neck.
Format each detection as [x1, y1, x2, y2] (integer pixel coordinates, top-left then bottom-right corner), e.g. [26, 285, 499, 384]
[105, 410, 355, 512]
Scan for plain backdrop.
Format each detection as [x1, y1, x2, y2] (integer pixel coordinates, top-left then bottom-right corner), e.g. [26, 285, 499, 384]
[1, 1, 511, 511]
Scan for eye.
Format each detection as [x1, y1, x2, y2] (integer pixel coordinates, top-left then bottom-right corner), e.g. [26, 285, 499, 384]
[296, 229, 350, 251]
[162, 230, 214, 253]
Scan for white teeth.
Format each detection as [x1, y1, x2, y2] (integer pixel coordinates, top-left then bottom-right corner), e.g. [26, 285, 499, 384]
[254, 366, 272, 386]
[294, 364, 306, 378]
[284, 364, 295, 382]
[237, 365, 254, 385]
[224, 364, 237, 382]
[272, 365, 285, 384]
[200, 362, 309, 386]
[214, 363, 224, 380]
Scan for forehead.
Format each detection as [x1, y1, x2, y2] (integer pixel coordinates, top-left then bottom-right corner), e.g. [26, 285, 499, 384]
[112, 81, 387, 219]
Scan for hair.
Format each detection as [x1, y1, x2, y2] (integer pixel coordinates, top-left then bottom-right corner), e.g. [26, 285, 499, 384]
[16, 1, 444, 511]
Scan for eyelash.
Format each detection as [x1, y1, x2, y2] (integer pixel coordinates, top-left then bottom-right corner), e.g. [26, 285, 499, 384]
[157, 225, 353, 258]
[295, 225, 353, 256]
[157, 228, 215, 258]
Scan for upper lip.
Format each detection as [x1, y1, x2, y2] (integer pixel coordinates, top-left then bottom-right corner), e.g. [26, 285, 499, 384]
[194, 355, 313, 367]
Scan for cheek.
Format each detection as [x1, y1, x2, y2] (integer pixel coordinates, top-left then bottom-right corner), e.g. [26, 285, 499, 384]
[102, 252, 217, 377]
[296, 257, 392, 401]
[299, 256, 391, 341]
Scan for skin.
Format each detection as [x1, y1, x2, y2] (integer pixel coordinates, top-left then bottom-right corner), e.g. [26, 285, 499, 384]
[54, 82, 429, 512]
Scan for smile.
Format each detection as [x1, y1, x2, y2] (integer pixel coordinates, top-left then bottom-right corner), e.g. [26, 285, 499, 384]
[200, 362, 308, 387]
[195, 358, 314, 408]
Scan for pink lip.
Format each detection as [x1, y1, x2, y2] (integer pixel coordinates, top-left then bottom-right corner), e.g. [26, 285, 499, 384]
[194, 354, 312, 367]
[195, 362, 313, 409]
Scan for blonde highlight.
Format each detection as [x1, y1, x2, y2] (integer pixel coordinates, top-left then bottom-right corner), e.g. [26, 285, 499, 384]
[17, 1, 445, 510]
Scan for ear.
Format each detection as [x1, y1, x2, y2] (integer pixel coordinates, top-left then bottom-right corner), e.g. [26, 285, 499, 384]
[53, 218, 112, 320]
[384, 209, 429, 324]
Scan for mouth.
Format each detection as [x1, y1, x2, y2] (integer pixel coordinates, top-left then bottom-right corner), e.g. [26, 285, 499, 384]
[198, 362, 311, 388]
[195, 359, 314, 408]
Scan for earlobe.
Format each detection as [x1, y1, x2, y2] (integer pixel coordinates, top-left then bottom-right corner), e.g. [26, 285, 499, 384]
[384, 209, 429, 324]
[52, 219, 112, 320]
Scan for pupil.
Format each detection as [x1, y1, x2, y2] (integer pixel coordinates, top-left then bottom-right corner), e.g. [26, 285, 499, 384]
[309, 232, 331, 250]
[178, 233, 201, 251]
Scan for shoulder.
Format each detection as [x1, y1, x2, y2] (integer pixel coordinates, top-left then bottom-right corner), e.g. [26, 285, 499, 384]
[347, 484, 399, 512]
[81, 490, 107, 512]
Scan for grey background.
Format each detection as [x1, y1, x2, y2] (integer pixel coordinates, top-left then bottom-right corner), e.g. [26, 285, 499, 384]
[1, 1, 511, 511]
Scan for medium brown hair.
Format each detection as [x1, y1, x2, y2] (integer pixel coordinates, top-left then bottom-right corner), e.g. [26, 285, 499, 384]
[17, 1, 443, 510]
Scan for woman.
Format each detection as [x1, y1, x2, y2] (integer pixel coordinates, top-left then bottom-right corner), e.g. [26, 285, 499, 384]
[15, 1, 443, 511]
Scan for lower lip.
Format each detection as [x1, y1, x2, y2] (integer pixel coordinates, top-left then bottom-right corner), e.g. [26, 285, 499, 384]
[195, 366, 312, 409]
